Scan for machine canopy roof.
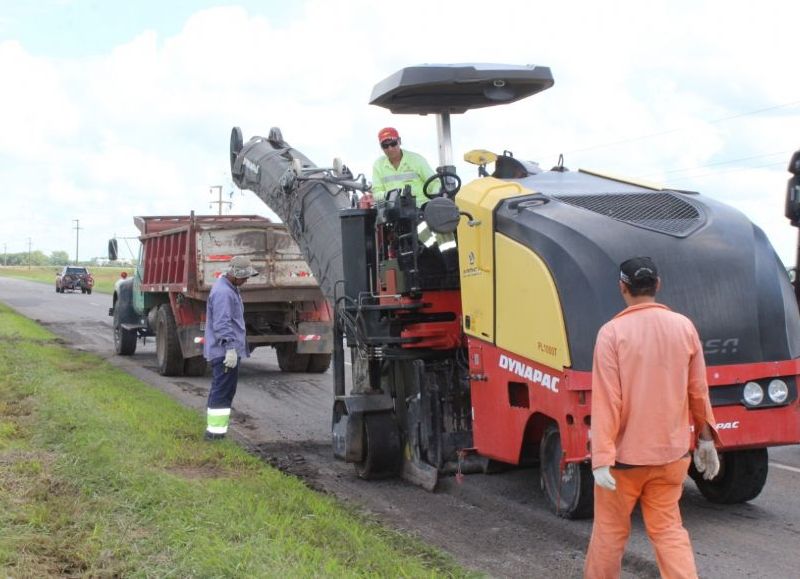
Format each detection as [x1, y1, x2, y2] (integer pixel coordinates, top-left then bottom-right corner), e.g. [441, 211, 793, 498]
[369, 63, 554, 115]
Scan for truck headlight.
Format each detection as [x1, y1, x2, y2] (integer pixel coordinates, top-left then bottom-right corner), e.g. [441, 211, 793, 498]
[743, 381, 764, 406]
[768, 379, 789, 404]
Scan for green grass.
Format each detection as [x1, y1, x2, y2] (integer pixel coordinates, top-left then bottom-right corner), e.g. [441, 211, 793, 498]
[0, 303, 473, 578]
[0, 266, 133, 294]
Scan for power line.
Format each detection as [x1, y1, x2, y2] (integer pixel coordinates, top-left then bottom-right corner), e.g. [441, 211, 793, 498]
[665, 160, 786, 184]
[559, 99, 800, 155]
[636, 151, 791, 180]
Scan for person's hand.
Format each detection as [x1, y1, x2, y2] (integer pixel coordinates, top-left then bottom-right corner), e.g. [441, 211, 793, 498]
[693, 439, 720, 480]
[593, 466, 617, 491]
[223, 348, 238, 369]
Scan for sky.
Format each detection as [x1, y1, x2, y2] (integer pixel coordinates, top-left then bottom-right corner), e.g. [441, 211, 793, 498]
[0, 0, 798, 266]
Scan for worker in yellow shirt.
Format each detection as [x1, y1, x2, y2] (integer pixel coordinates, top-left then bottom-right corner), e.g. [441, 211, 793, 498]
[371, 127, 436, 204]
[371, 127, 457, 257]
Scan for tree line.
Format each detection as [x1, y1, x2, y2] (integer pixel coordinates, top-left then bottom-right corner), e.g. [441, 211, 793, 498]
[2, 250, 73, 266]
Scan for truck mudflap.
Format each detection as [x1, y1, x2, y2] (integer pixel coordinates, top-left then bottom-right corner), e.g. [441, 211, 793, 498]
[296, 321, 333, 354]
[177, 324, 205, 359]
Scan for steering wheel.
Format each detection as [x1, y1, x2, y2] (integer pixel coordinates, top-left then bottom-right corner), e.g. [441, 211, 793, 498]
[423, 171, 462, 199]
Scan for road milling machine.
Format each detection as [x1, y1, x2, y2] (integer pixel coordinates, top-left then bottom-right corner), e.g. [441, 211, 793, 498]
[230, 64, 800, 519]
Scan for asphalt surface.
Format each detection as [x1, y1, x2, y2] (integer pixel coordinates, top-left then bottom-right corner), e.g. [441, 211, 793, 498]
[2, 275, 800, 578]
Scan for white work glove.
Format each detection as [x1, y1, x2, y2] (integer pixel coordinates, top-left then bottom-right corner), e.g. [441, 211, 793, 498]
[693, 438, 720, 480]
[592, 466, 617, 491]
[223, 348, 238, 369]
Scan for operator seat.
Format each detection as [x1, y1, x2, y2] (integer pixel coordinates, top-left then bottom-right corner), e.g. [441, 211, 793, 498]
[493, 156, 529, 179]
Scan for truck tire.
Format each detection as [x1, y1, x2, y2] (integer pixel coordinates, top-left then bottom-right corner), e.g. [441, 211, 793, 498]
[156, 305, 184, 376]
[306, 353, 332, 373]
[86, 288, 92, 295]
[689, 448, 768, 504]
[540, 424, 594, 519]
[113, 306, 137, 356]
[276, 342, 310, 373]
[183, 356, 207, 377]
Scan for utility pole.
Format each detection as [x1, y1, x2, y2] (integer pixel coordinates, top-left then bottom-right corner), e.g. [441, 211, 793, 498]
[209, 185, 232, 215]
[73, 219, 82, 264]
[27, 237, 32, 270]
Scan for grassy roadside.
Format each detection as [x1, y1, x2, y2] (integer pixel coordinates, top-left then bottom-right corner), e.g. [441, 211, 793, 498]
[0, 302, 472, 578]
[0, 266, 133, 294]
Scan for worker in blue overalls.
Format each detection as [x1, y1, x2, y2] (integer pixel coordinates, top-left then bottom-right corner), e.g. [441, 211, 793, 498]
[203, 255, 258, 440]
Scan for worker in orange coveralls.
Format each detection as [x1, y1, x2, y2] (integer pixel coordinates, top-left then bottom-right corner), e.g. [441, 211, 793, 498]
[584, 256, 721, 579]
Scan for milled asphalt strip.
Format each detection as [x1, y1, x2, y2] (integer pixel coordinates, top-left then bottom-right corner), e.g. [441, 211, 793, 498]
[770, 461, 800, 474]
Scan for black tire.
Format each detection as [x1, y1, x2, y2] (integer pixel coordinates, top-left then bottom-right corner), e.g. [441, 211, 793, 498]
[86, 288, 92, 295]
[156, 305, 184, 376]
[690, 448, 768, 504]
[276, 342, 310, 372]
[113, 305, 137, 355]
[183, 356, 207, 377]
[540, 424, 594, 519]
[306, 353, 332, 374]
[354, 412, 402, 479]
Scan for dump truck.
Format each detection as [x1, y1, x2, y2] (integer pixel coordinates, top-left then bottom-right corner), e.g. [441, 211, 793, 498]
[229, 64, 800, 519]
[108, 214, 333, 376]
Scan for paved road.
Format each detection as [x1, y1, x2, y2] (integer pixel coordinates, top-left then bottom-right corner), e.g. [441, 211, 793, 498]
[2, 275, 799, 578]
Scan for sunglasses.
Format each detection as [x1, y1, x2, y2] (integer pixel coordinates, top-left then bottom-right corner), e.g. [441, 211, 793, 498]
[381, 140, 399, 149]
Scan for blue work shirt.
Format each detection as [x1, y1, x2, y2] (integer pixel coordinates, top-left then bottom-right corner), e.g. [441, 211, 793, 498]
[203, 275, 249, 361]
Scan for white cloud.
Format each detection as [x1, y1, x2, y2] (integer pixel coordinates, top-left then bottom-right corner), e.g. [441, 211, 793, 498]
[0, 0, 798, 266]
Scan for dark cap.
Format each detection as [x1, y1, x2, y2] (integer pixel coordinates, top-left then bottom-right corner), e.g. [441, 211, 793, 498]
[619, 256, 658, 287]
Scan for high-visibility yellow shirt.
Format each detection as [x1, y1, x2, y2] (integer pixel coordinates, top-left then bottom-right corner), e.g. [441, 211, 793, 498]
[371, 149, 434, 204]
[591, 302, 719, 468]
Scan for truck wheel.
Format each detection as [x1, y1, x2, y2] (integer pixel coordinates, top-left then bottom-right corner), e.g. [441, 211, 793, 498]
[183, 356, 207, 377]
[307, 353, 332, 373]
[86, 288, 92, 295]
[690, 448, 768, 504]
[540, 424, 594, 519]
[354, 412, 402, 479]
[156, 305, 184, 376]
[276, 342, 310, 372]
[113, 306, 137, 355]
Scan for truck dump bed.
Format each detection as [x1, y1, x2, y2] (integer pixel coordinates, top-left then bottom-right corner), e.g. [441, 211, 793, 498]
[134, 215, 322, 301]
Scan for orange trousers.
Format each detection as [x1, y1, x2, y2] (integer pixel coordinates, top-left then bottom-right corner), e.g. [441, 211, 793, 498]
[584, 456, 697, 579]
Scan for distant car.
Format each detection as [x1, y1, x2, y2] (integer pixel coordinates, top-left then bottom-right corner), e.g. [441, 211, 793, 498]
[56, 266, 94, 294]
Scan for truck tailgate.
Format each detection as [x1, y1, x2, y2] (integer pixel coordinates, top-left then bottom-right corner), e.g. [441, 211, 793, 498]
[197, 225, 319, 290]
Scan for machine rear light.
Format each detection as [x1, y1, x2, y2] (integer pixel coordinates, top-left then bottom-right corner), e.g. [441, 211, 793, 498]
[768, 379, 789, 404]
[743, 381, 764, 406]
[193, 337, 205, 344]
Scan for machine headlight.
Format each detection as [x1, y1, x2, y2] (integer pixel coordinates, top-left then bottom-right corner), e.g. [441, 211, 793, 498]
[743, 381, 764, 406]
[768, 379, 789, 404]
